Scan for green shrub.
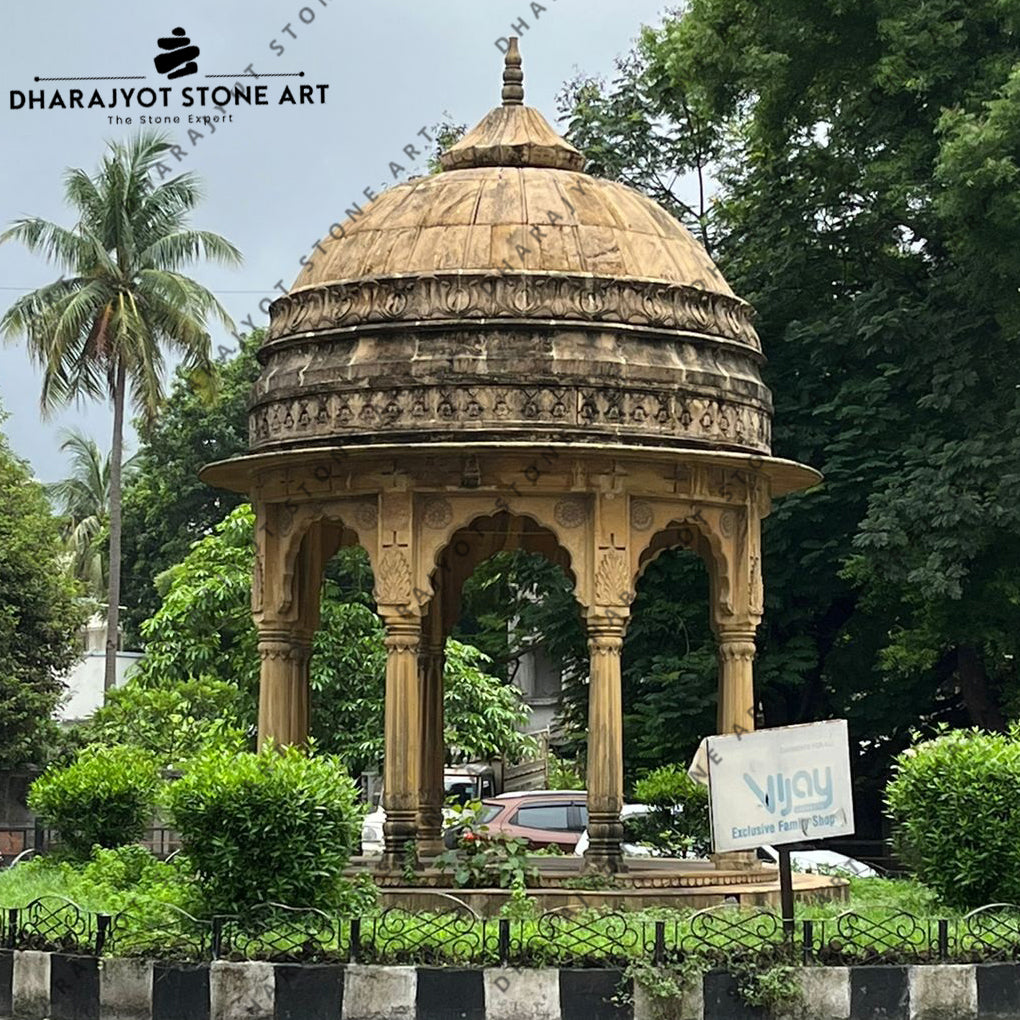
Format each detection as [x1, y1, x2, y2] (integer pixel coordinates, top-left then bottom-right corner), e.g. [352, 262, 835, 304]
[886, 727, 1020, 909]
[632, 763, 711, 856]
[164, 743, 364, 914]
[28, 745, 161, 859]
[547, 752, 584, 790]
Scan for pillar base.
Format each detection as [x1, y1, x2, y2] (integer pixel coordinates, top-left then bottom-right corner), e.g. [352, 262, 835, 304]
[381, 810, 418, 874]
[416, 834, 446, 858]
[711, 850, 759, 872]
[584, 814, 624, 874]
[582, 851, 625, 876]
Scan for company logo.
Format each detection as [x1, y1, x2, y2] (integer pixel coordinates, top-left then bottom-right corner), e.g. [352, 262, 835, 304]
[743, 767, 834, 817]
[154, 27, 200, 80]
[11, 26, 328, 117]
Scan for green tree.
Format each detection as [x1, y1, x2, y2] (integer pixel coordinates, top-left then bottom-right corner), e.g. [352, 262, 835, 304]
[47, 429, 137, 598]
[82, 677, 248, 767]
[886, 727, 1020, 909]
[164, 744, 364, 914]
[127, 505, 536, 774]
[555, 2, 1020, 827]
[1, 132, 242, 690]
[120, 332, 261, 640]
[0, 404, 85, 766]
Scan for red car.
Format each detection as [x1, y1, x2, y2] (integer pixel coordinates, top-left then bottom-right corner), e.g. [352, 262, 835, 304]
[445, 791, 589, 851]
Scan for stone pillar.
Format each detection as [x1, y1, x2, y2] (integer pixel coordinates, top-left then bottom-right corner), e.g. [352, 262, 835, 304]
[584, 618, 626, 871]
[257, 630, 313, 748]
[381, 616, 422, 870]
[713, 626, 759, 871]
[417, 611, 446, 857]
[253, 510, 326, 751]
[717, 627, 757, 736]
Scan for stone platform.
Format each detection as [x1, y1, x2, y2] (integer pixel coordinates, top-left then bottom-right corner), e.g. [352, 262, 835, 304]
[352, 855, 849, 915]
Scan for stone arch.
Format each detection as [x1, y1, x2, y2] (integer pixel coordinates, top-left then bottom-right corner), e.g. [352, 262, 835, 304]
[635, 514, 732, 628]
[252, 495, 379, 749]
[254, 497, 374, 625]
[414, 494, 593, 618]
[631, 504, 762, 739]
[428, 508, 581, 620]
[412, 507, 587, 858]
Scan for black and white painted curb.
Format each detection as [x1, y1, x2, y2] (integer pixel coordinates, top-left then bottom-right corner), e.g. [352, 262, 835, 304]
[2, 950, 1020, 1019]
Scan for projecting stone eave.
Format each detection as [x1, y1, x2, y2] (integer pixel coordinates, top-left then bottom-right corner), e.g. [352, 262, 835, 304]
[200, 442, 822, 498]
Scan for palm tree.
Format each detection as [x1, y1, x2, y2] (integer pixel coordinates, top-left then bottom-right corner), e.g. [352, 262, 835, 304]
[47, 428, 138, 599]
[1, 132, 242, 691]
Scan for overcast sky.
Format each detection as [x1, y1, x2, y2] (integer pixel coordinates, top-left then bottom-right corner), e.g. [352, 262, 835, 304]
[0, 0, 675, 481]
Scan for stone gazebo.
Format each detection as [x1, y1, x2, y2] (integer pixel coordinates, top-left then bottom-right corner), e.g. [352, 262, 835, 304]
[203, 41, 819, 874]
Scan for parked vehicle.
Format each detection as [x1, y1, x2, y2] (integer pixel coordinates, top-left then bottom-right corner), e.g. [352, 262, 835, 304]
[756, 844, 879, 878]
[360, 766, 543, 855]
[572, 803, 656, 857]
[443, 790, 589, 851]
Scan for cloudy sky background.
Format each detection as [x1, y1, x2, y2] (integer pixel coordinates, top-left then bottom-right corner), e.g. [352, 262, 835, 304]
[0, 0, 677, 481]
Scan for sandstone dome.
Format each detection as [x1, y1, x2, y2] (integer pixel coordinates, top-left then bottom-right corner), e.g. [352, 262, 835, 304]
[245, 40, 775, 463]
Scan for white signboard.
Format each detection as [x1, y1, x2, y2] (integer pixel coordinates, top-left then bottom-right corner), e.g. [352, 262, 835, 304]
[704, 720, 855, 853]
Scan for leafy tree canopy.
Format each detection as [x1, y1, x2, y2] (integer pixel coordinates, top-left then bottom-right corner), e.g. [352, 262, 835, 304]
[120, 331, 261, 641]
[554, 0, 1020, 823]
[0, 404, 86, 767]
[0, 131, 242, 692]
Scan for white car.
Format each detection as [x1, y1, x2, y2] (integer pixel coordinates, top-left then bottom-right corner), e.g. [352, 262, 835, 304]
[573, 803, 656, 857]
[756, 844, 878, 878]
[359, 807, 386, 856]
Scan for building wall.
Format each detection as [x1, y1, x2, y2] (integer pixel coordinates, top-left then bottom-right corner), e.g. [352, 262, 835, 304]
[57, 650, 142, 722]
[56, 614, 141, 723]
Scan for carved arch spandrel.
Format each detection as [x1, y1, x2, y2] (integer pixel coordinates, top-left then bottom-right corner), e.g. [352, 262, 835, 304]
[630, 497, 760, 630]
[252, 497, 375, 625]
[414, 494, 595, 615]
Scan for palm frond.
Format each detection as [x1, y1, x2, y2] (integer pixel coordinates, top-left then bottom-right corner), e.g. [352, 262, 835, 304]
[140, 229, 243, 272]
[0, 218, 92, 272]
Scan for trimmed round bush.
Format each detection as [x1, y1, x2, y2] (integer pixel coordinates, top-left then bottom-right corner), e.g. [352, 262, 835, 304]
[886, 728, 1020, 909]
[164, 743, 363, 914]
[632, 763, 711, 856]
[28, 745, 161, 859]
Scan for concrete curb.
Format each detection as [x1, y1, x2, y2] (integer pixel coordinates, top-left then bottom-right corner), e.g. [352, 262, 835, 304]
[1, 952, 1019, 1019]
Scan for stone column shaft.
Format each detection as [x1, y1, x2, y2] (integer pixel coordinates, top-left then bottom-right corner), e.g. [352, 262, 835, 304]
[381, 617, 422, 869]
[585, 622, 625, 871]
[257, 631, 313, 749]
[417, 627, 446, 857]
[714, 626, 758, 871]
[717, 628, 757, 736]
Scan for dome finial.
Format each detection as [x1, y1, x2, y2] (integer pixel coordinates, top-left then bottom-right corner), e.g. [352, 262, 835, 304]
[502, 37, 524, 106]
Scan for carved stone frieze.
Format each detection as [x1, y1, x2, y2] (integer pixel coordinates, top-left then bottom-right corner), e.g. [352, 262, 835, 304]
[421, 498, 454, 530]
[629, 500, 654, 532]
[249, 385, 771, 454]
[353, 500, 378, 531]
[554, 497, 587, 529]
[269, 272, 761, 351]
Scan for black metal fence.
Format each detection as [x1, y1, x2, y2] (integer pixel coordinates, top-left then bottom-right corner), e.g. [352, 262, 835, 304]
[3, 896, 1020, 967]
[0, 827, 182, 865]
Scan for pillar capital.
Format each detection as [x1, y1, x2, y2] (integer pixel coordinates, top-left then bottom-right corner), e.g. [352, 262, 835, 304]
[382, 616, 422, 652]
[587, 632, 624, 657]
[717, 628, 757, 664]
[257, 630, 314, 662]
[586, 611, 628, 638]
